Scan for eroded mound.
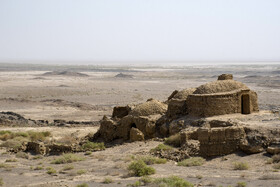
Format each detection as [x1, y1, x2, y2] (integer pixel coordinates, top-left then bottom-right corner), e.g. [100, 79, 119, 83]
[129, 99, 167, 116]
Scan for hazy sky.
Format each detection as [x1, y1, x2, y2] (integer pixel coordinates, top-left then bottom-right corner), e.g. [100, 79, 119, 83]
[0, 0, 280, 64]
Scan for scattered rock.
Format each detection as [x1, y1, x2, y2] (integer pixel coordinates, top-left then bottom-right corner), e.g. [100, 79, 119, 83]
[130, 128, 144, 142]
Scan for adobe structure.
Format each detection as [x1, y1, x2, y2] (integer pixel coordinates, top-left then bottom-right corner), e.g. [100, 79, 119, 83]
[92, 74, 263, 157]
[167, 74, 258, 118]
[186, 74, 259, 117]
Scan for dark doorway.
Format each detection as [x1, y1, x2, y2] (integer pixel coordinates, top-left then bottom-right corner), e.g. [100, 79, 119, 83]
[241, 94, 250, 114]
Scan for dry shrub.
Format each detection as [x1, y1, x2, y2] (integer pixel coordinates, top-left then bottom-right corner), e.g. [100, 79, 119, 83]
[164, 134, 181, 147]
[51, 153, 84, 164]
[150, 144, 173, 153]
[233, 162, 249, 170]
[16, 152, 29, 159]
[81, 141, 105, 151]
[135, 156, 167, 165]
[128, 160, 155, 177]
[102, 177, 113, 184]
[178, 157, 205, 167]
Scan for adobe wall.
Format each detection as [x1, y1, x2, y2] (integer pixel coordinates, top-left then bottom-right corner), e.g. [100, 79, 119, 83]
[187, 91, 241, 117]
[187, 89, 257, 117]
[197, 126, 246, 156]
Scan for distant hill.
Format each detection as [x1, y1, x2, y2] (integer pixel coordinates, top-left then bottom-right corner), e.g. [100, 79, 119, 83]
[41, 71, 89, 77]
[114, 73, 134, 78]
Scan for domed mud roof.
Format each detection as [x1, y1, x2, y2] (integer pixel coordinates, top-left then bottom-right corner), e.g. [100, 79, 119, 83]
[173, 88, 196, 100]
[129, 99, 167, 116]
[193, 80, 249, 94]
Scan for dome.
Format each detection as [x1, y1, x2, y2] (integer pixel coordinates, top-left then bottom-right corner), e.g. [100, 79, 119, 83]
[193, 80, 249, 94]
[173, 88, 196, 100]
[129, 99, 167, 116]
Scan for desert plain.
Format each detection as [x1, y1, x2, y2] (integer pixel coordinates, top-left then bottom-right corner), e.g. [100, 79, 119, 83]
[0, 63, 280, 187]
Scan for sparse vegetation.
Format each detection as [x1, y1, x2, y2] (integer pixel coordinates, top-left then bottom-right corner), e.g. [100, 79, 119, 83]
[0, 163, 14, 169]
[233, 162, 249, 170]
[0, 178, 3, 186]
[84, 151, 92, 155]
[129, 176, 193, 187]
[5, 158, 17, 162]
[0, 131, 51, 142]
[178, 157, 205, 167]
[103, 177, 113, 184]
[62, 165, 74, 171]
[128, 160, 156, 176]
[33, 155, 43, 160]
[272, 163, 280, 169]
[127, 181, 141, 187]
[164, 133, 181, 147]
[153, 176, 194, 187]
[236, 181, 247, 187]
[272, 154, 280, 163]
[81, 141, 105, 151]
[136, 156, 167, 165]
[150, 144, 173, 153]
[46, 167, 57, 175]
[76, 183, 88, 187]
[51, 153, 84, 164]
[16, 152, 29, 159]
[34, 166, 44, 170]
[77, 169, 86, 175]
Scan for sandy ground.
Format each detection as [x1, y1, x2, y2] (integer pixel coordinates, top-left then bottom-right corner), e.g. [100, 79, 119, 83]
[0, 64, 280, 187]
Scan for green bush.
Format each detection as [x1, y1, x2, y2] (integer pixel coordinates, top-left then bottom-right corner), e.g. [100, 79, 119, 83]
[5, 159, 17, 162]
[81, 141, 105, 151]
[28, 131, 51, 141]
[0, 139, 24, 150]
[178, 157, 205, 167]
[102, 177, 113, 184]
[51, 153, 84, 164]
[77, 169, 86, 175]
[76, 183, 88, 187]
[165, 134, 181, 147]
[128, 160, 155, 176]
[233, 162, 249, 170]
[62, 165, 74, 171]
[46, 167, 56, 175]
[153, 176, 194, 187]
[137, 156, 167, 165]
[236, 181, 247, 187]
[150, 144, 173, 153]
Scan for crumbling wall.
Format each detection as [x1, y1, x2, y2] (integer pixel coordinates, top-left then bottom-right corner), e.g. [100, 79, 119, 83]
[198, 126, 246, 156]
[187, 92, 240, 117]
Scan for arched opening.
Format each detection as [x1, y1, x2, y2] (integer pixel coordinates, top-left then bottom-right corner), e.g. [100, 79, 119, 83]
[241, 94, 250, 114]
[131, 123, 136, 128]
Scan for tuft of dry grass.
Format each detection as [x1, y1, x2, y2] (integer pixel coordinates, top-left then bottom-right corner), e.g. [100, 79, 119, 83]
[16, 152, 29, 159]
[81, 141, 105, 151]
[77, 169, 86, 175]
[164, 134, 181, 147]
[102, 177, 113, 184]
[5, 158, 17, 162]
[233, 162, 249, 170]
[150, 144, 173, 153]
[178, 157, 205, 167]
[135, 156, 167, 165]
[46, 167, 56, 175]
[51, 154, 84, 164]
